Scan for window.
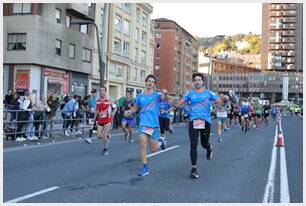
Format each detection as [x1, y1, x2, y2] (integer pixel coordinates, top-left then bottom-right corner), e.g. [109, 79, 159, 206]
[156, 43, 161, 49]
[124, 3, 131, 13]
[115, 3, 122, 9]
[136, 8, 140, 21]
[142, 31, 147, 44]
[135, 28, 139, 42]
[80, 24, 88, 34]
[55, 39, 61, 55]
[155, 64, 160, 70]
[8, 33, 26, 50]
[109, 63, 116, 77]
[117, 65, 123, 78]
[156, 32, 161, 38]
[66, 16, 71, 27]
[135, 48, 139, 61]
[156, 53, 160, 59]
[123, 42, 129, 57]
[141, 50, 146, 64]
[115, 15, 122, 31]
[56, 8, 61, 23]
[13, 3, 31, 14]
[123, 19, 130, 35]
[140, 70, 146, 80]
[113, 38, 121, 54]
[82, 48, 92, 62]
[100, 8, 104, 29]
[69, 44, 75, 58]
[142, 12, 148, 26]
[87, 3, 92, 7]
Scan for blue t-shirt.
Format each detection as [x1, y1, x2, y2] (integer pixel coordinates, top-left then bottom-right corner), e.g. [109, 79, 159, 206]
[271, 107, 277, 114]
[183, 89, 218, 124]
[240, 102, 249, 113]
[159, 99, 171, 118]
[134, 92, 161, 128]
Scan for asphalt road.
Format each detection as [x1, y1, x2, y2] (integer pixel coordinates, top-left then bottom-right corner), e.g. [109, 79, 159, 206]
[3, 115, 303, 203]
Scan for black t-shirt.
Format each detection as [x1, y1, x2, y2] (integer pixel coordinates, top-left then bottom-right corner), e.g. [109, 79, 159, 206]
[123, 99, 134, 111]
[263, 105, 271, 114]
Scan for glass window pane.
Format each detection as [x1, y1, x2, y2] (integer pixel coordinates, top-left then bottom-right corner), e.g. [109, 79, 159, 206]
[18, 34, 26, 43]
[80, 24, 87, 33]
[18, 42, 26, 50]
[66, 16, 71, 27]
[23, 3, 31, 13]
[8, 43, 16, 50]
[8, 34, 17, 43]
[13, 4, 22, 14]
[123, 19, 129, 35]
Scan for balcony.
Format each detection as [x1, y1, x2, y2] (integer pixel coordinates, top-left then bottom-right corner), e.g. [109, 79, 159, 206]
[283, 44, 295, 50]
[283, 4, 296, 10]
[67, 3, 95, 20]
[282, 24, 296, 30]
[283, 10, 296, 16]
[270, 11, 282, 17]
[270, 4, 282, 10]
[270, 37, 282, 43]
[287, 50, 295, 56]
[270, 44, 282, 50]
[282, 37, 295, 43]
[287, 58, 295, 63]
[283, 17, 296, 23]
[283, 30, 296, 36]
[287, 64, 294, 70]
[270, 24, 283, 29]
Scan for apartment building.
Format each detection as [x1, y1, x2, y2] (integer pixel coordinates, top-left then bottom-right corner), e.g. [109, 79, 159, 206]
[3, 3, 95, 98]
[261, 3, 303, 71]
[210, 59, 303, 103]
[92, 3, 154, 99]
[153, 18, 198, 96]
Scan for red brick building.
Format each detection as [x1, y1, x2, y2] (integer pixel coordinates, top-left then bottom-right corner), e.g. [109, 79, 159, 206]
[153, 18, 198, 96]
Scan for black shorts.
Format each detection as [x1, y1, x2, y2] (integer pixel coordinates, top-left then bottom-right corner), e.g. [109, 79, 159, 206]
[264, 113, 269, 118]
[254, 114, 261, 118]
[159, 116, 170, 134]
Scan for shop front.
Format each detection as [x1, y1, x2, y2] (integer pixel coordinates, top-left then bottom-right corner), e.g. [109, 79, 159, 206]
[71, 72, 88, 98]
[44, 68, 69, 98]
[14, 68, 30, 95]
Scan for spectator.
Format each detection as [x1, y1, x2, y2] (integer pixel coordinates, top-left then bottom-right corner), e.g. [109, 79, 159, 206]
[62, 95, 79, 136]
[24, 91, 37, 140]
[70, 95, 82, 135]
[46, 90, 60, 139]
[40, 96, 50, 139]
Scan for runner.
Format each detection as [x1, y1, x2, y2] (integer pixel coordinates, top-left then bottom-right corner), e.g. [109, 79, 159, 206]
[158, 97, 171, 140]
[271, 106, 277, 121]
[177, 72, 221, 179]
[253, 99, 262, 130]
[215, 95, 231, 142]
[121, 91, 135, 143]
[262, 101, 271, 127]
[93, 86, 117, 155]
[125, 74, 167, 177]
[84, 89, 97, 144]
[240, 98, 250, 133]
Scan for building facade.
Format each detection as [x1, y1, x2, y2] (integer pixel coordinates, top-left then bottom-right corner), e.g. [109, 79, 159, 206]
[92, 3, 154, 99]
[261, 3, 303, 71]
[153, 18, 198, 96]
[3, 3, 95, 98]
[210, 59, 303, 104]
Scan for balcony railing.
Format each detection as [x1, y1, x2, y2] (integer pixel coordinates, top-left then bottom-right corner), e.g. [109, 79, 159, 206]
[270, 44, 283, 50]
[283, 44, 295, 50]
[283, 17, 296, 23]
[282, 37, 295, 43]
[283, 4, 297, 10]
[287, 50, 296, 56]
[283, 10, 296, 16]
[270, 4, 282, 10]
[287, 58, 295, 63]
[270, 24, 283, 29]
[287, 64, 294, 70]
[282, 24, 296, 30]
[283, 30, 296, 36]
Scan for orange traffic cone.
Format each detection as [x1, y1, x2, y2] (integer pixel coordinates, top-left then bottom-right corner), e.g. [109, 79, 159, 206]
[276, 132, 284, 147]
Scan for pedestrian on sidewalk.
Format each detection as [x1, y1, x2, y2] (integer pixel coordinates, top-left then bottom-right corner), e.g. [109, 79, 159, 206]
[176, 72, 222, 179]
[125, 74, 168, 177]
[46, 90, 59, 139]
[84, 89, 97, 144]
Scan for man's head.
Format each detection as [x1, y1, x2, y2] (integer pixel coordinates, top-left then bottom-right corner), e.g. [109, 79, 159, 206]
[192, 73, 205, 89]
[145, 74, 156, 90]
[8, 89, 12, 95]
[91, 89, 97, 97]
[126, 91, 132, 99]
[99, 86, 107, 97]
[73, 94, 79, 101]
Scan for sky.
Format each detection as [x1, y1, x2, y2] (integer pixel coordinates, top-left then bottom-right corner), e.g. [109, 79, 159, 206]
[151, 3, 262, 37]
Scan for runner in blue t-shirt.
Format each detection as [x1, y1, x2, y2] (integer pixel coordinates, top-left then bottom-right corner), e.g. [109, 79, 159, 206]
[177, 73, 221, 179]
[158, 98, 171, 140]
[125, 75, 167, 177]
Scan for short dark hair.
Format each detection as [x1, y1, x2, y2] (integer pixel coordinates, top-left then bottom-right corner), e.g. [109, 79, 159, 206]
[192, 72, 204, 82]
[126, 90, 132, 95]
[73, 94, 79, 99]
[100, 86, 107, 92]
[145, 74, 157, 83]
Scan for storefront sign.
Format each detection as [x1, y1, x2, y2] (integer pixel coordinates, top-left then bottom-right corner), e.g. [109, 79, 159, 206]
[15, 69, 30, 89]
[44, 68, 69, 94]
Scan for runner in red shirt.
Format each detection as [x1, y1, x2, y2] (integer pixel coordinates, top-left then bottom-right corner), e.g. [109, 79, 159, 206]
[93, 86, 117, 155]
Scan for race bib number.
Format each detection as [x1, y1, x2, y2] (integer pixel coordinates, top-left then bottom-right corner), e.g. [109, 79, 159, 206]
[142, 126, 154, 136]
[244, 114, 249, 118]
[217, 110, 227, 118]
[99, 110, 107, 118]
[265, 110, 269, 114]
[90, 107, 95, 113]
[193, 119, 205, 129]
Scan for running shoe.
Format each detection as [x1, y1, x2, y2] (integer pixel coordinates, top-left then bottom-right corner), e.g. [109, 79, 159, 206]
[218, 137, 222, 142]
[101, 148, 109, 156]
[158, 137, 167, 150]
[84, 138, 92, 144]
[207, 145, 213, 160]
[138, 166, 149, 177]
[190, 168, 199, 179]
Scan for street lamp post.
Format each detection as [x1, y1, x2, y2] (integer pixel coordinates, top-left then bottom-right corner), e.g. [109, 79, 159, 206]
[71, 19, 105, 87]
[207, 35, 225, 90]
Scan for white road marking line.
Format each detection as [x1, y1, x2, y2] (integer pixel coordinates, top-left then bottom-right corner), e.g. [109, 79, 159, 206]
[5, 186, 59, 203]
[147, 145, 180, 158]
[279, 116, 290, 203]
[263, 126, 278, 203]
